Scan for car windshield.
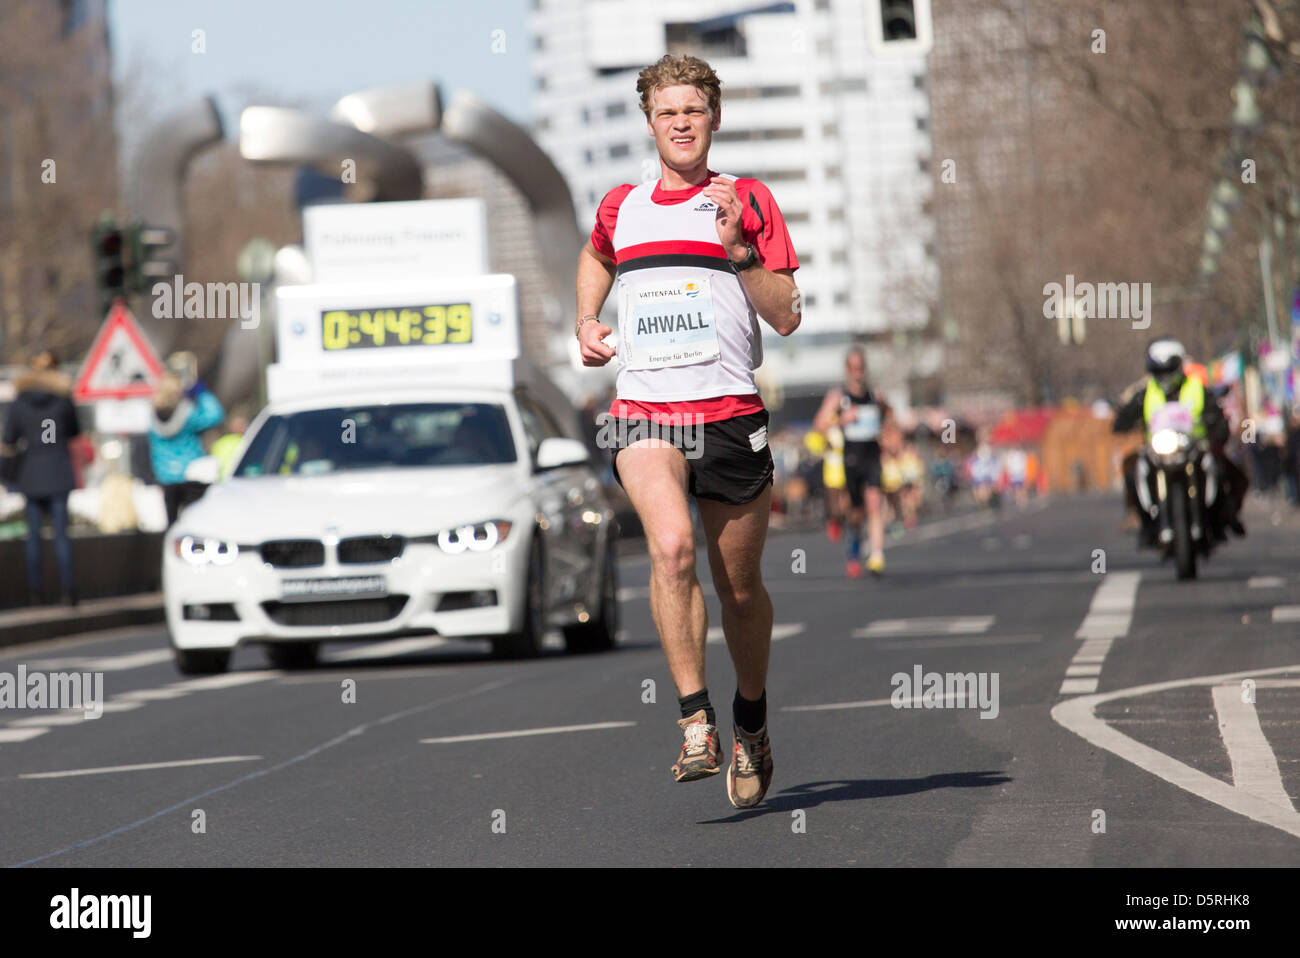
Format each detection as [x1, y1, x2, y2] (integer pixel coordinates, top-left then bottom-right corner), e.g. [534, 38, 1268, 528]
[232, 402, 517, 477]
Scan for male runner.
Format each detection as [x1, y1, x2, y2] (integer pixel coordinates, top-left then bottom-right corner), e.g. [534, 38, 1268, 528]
[813, 347, 891, 576]
[576, 54, 800, 809]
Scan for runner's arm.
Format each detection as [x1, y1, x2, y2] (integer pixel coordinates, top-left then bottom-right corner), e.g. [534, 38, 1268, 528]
[576, 240, 617, 365]
[735, 264, 800, 336]
[812, 388, 842, 434]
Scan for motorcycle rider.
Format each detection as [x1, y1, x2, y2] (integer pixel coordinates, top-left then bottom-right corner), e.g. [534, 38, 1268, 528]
[1112, 338, 1246, 543]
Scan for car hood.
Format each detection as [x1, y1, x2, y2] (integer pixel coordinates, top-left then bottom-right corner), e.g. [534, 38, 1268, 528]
[174, 466, 529, 541]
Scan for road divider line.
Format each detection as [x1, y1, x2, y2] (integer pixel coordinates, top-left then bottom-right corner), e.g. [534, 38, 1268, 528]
[322, 636, 452, 663]
[1211, 684, 1295, 812]
[19, 755, 264, 780]
[1051, 665, 1300, 840]
[707, 623, 803, 644]
[23, 649, 174, 672]
[1272, 606, 1300, 623]
[878, 633, 1040, 650]
[1248, 576, 1285, 589]
[166, 670, 279, 692]
[420, 720, 636, 744]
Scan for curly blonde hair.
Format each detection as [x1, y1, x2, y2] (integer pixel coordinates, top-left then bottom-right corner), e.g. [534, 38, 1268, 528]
[636, 55, 722, 120]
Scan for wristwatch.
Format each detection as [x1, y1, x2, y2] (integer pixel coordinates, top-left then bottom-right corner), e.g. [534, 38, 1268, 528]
[730, 243, 759, 272]
[575, 314, 598, 339]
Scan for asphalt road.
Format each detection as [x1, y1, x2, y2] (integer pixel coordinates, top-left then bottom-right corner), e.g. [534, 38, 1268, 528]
[2, 493, 1298, 867]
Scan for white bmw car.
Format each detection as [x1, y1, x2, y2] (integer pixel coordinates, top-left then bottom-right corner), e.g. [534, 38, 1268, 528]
[163, 383, 618, 674]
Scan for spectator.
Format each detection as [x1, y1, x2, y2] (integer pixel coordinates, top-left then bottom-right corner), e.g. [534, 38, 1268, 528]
[149, 371, 224, 525]
[1, 350, 81, 606]
[210, 412, 251, 480]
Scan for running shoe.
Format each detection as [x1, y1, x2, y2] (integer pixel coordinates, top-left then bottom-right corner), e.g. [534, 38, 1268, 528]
[845, 558, 863, 578]
[726, 724, 774, 808]
[826, 519, 842, 542]
[671, 710, 723, 782]
[867, 553, 885, 576]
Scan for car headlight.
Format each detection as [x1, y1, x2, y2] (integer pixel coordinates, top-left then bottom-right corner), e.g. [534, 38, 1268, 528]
[435, 520, 512, 554]
[1150, 429, 1183, 456]
[174, 535, 240, 566]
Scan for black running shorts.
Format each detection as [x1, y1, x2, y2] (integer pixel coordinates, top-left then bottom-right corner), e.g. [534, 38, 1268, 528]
[843, 444, 882, 508]
[608, 409, 774, 506]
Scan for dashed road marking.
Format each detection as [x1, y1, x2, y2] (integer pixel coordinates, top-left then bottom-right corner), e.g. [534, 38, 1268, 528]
[24, 649, 174, 672]
[1052, 665, 1300, 840]
[322, 636, 452, 663]
[167, 670, 279, 692]
[1060, 572, 1140, 695]
[18, 755, 264, 780]
[853, 616, 994, 638]
[707, 623, 803, 644]
[1248, 576, 1285, 589]
[0, 728, 49, 743]
[1272, 606, 1300, 624]
[421, 720, 636, 744]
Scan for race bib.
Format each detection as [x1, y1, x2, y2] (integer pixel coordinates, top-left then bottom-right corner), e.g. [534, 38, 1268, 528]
[619, 277, 721, 370]
[842, 403, 881, 442]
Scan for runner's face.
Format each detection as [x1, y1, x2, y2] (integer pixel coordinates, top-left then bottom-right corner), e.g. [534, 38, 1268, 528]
[846, 354, 866, 388]
[648, 85, 717, 174]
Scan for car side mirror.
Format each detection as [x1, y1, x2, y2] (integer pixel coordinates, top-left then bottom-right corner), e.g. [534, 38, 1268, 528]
[184, 455, 221, 485]
[535, 437, 590, 470]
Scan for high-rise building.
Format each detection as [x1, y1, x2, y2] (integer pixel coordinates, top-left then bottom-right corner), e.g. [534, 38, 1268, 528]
[528, 0, 940, 412]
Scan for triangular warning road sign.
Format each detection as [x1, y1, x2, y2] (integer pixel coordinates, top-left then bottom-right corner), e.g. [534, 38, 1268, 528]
[73, 300, 165, 401]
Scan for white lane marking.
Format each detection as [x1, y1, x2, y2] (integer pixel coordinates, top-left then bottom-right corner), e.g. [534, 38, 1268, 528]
[1060, 573, 1139, 695]
[1052, 665, 1300, 840]
[322, 636, 452, 663]
[7, 712, 91, 727]
[1272, 606, 1300, 624]
[100, 702, 143, 714]
[420, 720, 636, 744]
[707, 623, 803, 644]
[877, 633, 1040, 650]
[167, 670, 279, 692]
[1065, 664, 1103, 676]
[112, 688, 189, 702]
[0, 728, 49, 743]
[278, 667, 463, 685]
[1060, 678, 1099, 694]
[23, 649, 174, 672]
[784, 691, 975, 712]
[19, 755, 264, 780]
[1248, 576, 1285, 589]
[1211, 684, 1295, 811]
[853, 616, 994, 638]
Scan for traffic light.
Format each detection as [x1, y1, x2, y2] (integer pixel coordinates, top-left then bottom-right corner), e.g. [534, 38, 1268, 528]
[91, 221, 127, 315]
[128, 224, 177, 292]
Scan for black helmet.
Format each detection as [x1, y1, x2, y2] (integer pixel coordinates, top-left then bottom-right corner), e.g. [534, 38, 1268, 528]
[1145, 338, 1185, 376]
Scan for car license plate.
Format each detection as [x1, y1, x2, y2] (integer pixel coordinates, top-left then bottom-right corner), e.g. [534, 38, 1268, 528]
[280, 575, 387, 601]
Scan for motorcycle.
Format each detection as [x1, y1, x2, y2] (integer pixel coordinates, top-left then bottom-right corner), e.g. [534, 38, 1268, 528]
[1134, 403, 1221, 579]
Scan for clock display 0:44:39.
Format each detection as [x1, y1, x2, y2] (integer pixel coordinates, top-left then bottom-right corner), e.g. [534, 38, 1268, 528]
[321, 304, 474, 351]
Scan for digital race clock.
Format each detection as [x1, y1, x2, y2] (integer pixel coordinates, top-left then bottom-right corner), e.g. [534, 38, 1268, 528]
[321, 304, 473, 351]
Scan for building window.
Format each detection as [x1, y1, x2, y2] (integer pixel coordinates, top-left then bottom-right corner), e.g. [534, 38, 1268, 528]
[605, 101, 626, 118]
[535, 116, 550, 132]
[834, 291, 850, 305]
[820, 78, 867, 95]
[582, 107, 591, 124]
[534, 35, 545, 51]
[828, 208, 845, 221]
[816, 38, 832, 55]
[584, 149, 594, 165]
[822, 122, 838, 138]
[536, 75, 547, 91]
[784, 211, 811, 224]
[831, 249, 847, 263]
[609, 143, 630, 159]
[825, 165, 842, 180]
[815, 0, 830, 9]
[915, 116, 928, 131]
[802, 293, 816, 307]
[725, 85, 801, 100]
[760, 169, 807, 182]
[918, 157, 930, 173]
[712, 128, 803, 143]
[913, 74, 925, 90]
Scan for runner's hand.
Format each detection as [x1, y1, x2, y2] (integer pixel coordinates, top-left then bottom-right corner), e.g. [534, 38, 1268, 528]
[702, 176, 746, 257]
[579, 321, 616, 367]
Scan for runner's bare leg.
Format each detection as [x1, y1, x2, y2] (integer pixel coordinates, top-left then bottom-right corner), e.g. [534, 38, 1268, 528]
[698, 485, 773, 701]
[866, 487, 884, 555]
[616, 441, 709, 696]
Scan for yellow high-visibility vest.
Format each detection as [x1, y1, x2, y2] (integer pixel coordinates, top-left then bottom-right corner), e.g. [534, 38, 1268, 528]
[1142, 376, 1205, 439]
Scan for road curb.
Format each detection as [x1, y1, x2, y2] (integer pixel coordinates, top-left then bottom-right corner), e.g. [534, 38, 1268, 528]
[0, 594, 165, 650]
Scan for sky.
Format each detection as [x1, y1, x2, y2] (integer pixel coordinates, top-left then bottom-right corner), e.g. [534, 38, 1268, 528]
[107, 0, 534, 148]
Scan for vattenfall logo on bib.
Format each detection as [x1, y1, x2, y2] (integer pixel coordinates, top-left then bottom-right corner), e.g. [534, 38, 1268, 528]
[683, 282, 702, 298]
